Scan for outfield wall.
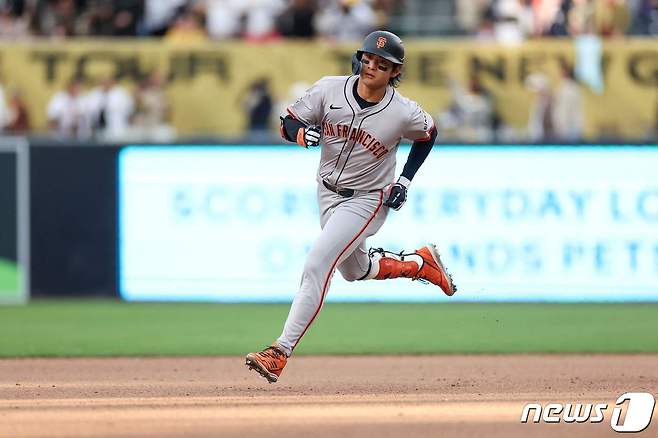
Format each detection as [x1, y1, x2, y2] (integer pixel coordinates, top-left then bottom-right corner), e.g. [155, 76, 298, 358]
[29, 143, 117, 297]
[0, 138, 29, 304]
[118, 145, 658, 303]
[21, 141, 658, 302]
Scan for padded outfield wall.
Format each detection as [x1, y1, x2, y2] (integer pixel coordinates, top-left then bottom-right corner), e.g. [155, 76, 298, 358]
[0, 138, 29, 304]
[117, 144, 658, 303]
[22, 142, 658, 302]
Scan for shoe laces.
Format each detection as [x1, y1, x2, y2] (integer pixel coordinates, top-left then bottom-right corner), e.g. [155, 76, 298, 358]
[261, 346, 285, 360]
[369, 247, 414, 261]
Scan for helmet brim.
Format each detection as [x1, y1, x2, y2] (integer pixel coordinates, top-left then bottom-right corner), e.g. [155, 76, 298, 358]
[356, 49, 403, 66]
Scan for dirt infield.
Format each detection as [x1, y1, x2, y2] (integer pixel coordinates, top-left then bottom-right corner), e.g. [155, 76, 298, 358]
[1, 355, 657, 438]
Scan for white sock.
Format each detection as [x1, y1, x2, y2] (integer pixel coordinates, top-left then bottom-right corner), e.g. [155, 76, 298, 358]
[364, 251, 383, 279]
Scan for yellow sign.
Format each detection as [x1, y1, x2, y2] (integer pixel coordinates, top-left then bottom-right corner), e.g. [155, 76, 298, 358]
[0, 39, 656, 139]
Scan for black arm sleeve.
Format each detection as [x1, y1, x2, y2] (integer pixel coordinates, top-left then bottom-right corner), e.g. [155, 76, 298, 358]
[400, 126, 438, 181]
[280, 115, 306, 142]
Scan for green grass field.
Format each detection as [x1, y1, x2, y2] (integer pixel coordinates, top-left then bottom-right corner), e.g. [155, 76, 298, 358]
[0, 300, 657, 357]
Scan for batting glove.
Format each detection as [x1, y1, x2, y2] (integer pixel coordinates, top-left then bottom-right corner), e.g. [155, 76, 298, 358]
[384, 176, 410, 210]
[296, 125, 321, 148]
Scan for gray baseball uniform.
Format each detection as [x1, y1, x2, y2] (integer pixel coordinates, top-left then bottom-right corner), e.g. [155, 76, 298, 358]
[276, 75, 435, 356]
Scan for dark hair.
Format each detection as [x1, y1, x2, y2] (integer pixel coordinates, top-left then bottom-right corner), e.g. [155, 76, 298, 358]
[389, 66, 403, 88]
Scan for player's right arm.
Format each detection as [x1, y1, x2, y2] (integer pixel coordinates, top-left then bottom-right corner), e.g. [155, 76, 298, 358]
[280, 116, 320, 148]
[279, 77, 332, 148]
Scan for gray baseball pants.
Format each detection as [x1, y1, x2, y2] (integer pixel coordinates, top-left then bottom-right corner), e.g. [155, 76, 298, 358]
[276, 182, 388, 356]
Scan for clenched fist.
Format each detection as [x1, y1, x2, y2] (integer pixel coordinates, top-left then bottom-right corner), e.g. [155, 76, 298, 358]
[296, 125, 321, 148]
[384, 177, 410, 210]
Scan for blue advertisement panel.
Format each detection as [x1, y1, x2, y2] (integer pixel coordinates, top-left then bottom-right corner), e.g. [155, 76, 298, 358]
[119, 145, 658, 302]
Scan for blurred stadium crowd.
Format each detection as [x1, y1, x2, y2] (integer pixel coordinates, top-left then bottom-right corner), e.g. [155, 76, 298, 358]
[0, 0, 657, 142]
[0, 0, 655, 41]
[0, 70, 172, 141]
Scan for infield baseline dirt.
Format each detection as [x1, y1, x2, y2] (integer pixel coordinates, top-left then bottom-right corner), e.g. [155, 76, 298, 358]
[1, 355, 657, 438]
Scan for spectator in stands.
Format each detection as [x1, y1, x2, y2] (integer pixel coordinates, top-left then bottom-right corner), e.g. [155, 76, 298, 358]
[552, 64, 583, 141]
[492, 0, 535, 44]
[0, 0, 28, 17]
[164, 8, 207, 43]
[81, 0, 144, 37]
[594, 0, 631, 36]
[113, 0, 144, 36]
[562, 0, 590, 35]
[5, 88, 30, 133]
[456, 0, 493, 34]
[79, 1, 114, 36]
[46, 76, 87, 137]
[315, 0, 377, 41]
[630, 0, 658, 36]
[204, 0, 244, 39]
[0, 2, 32, 39]
[32, 0, 80, 38]
[475, 6, 496, 41]
[240, 77, 273, 133]
[525, 72, 554, 141]
[84, 75, 135, 140]
[142, 0, 186, 36]
[437, 76, 496, 142]
[533, 1, 570, 36]
[133, 71, 175, 141]
[370, 0, 397, 29]
[242, 0, 286, 41]
[533, 0, 564, 35]
[277, 0, 317, 38]
[204, 0, 286, 41]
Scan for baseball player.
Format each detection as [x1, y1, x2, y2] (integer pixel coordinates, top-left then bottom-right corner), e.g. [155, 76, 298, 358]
[246, 30, 456, 383]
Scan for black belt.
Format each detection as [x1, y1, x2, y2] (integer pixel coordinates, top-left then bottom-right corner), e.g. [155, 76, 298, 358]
[322, 180, 378, 198]
[323, 180, 355, 197]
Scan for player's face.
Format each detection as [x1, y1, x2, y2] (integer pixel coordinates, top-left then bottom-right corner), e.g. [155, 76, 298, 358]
[360, 53, 400, 89]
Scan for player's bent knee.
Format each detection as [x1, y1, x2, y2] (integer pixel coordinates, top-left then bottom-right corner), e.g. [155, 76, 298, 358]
[339, 271, 357, 282]
[338, 267, 368, 282]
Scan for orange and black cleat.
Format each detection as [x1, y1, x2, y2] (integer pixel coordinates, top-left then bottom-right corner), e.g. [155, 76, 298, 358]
[372, 244, 457, 296]
[414, 244, 457, 296]
[245, 344, 288, 383]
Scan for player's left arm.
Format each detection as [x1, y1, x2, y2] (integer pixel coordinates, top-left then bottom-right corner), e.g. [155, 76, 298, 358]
[384, 103, 437, 210]
[384, 126, 437, 210]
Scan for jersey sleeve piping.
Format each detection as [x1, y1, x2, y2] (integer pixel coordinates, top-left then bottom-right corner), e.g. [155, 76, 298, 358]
[286, 107, 300, 120]
[415, 122, 436, 142]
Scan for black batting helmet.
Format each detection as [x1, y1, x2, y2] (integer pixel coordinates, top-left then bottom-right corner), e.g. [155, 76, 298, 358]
[356, 30, 404, 66]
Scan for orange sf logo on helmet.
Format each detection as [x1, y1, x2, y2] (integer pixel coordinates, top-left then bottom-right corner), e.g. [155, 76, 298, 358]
[376, 36, 387, 48]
